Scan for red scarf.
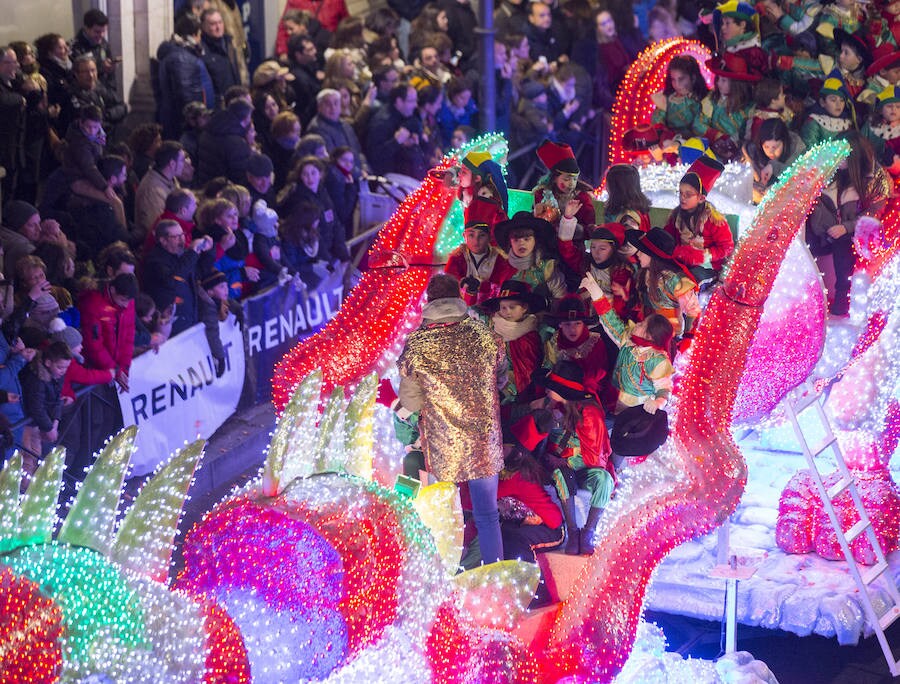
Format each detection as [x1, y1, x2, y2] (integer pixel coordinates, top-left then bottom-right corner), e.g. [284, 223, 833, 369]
[556, 325, 590, 349]
[631, 334, 668, 353]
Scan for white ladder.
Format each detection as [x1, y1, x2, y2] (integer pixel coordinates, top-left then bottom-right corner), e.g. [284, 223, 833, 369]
[784, 381, 900, 678]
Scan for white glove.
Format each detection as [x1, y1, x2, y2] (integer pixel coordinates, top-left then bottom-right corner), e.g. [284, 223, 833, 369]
[579, 273, 604, 302]
[643, 397, 663, 414]
[558, 215, 577, 241]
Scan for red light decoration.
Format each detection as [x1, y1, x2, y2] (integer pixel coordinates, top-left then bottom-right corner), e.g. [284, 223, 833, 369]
[0, 565, 63, 683]
[200, 600, 250, 683]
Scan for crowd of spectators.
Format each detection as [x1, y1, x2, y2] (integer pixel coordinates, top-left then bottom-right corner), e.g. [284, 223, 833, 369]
[0, 0, 898, 571]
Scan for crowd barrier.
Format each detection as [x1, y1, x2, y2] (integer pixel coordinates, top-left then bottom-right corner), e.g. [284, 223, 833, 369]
[16, 270, 346, 477]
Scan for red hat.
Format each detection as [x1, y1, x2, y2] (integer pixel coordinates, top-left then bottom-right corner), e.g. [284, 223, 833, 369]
[464, 195, 499, 231]
[537, 139, 579, 174]
[622, 125, 662, 155]
[705, 52, 763, 82]
[510, 412, 551, 451]
[680, 155, 724, 195]
[867, 42, 900, 77]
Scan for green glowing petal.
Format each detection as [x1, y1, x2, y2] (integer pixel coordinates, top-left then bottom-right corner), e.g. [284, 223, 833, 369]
[0, 451, 22, 552]
[17, 447, 65, 546]
[344, 373, 377, 480]
[263, 368, 323, 494]
[111, 440, 204, 583]
[312, 386, 345, 473]
[58, 427, 137, 554]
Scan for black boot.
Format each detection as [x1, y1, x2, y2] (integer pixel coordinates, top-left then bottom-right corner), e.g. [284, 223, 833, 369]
[561, 497, 581, 555]
[580, 506, 603, 555]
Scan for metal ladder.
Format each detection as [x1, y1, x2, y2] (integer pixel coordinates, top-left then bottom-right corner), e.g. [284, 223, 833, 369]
[784, 381, 900, 677]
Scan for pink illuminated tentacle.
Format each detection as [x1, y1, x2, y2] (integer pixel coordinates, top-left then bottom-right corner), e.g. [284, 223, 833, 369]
[535, 145, 850, 682]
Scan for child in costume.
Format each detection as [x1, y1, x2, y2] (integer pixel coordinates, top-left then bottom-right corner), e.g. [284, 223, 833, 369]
[714, 1, 769, 77]
[582, 223, 637, 320]
[862, 85, 900, 175]
[532, 140, 597, 278]
[745, 118, 807, 203]
[652, 55, 710, 142]
[859, 43, 900, 106]
[800, 73, 856, 148]
[581, 270, 676, 415]
[621, 124, 668, 167]
[477, 280, 545, 407]
[663, 155, 735, 284]
[444, 199, 516, 306]
[773, 29, 871, 105]
[602, 163, 651, 233]
[494, 212, 567, 301]
[747, 78, 791, 140]
[627, 227, 701, 341]
[543, 295, 617, 412]
[533, 360, 614, 556]
[815, 0, 866, 51]
[456, 149, 509, 241]
[702, 53, 760, 161]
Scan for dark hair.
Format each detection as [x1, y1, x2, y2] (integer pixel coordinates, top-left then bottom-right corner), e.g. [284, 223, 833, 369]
[644, 313, 674, 349]
[281, 201, 320, 247]
[154, 141, 184, 170]
[289, 155, 325, 185]
[504, 444, 549, 486]
[107, 141, 133, 164]
[224, 85, 251, 105]
[96, 242, 136, 274]
[154, 219, 182, 240]
[175, 13, 202, 39]
[500, 32, 526, 50]
[331, 16, 365, 49]
[754, 78, 783, 108]
[83, 8, 109, 28]
[296, 133, 327, 158]
[227, 98, 253, 121]
[716, 77, 753, 114]
[837, 131, 876, 198]
[201, 176, 231, 199]
[79, 104, 103, 123]
[110, 272, 139, 300]
[287, 34, 315, 60]
[97, 155, 127, 181]
[754, 118, 792, 162]
[445, 76, 471, 100]
[665, 56, 708, 100]
[128, 123, 163, 157]
[389, 82, 413, 106]
[135, 292, 157, 318]
[43, 340, 73, 363]
[365, 7, 400, 35]
[33, 242, 73, 286]
[164, 187, 196, 214]
[331, 146, 353, 162]
[604, 164, 651, 215]
[453, 125, 476, 141]
[34, 33, 64, 62]
[200, 8, 221, 24]
[426, 273, 460, 300]
[372, 63, 399, 88]
[418, 84, 443, 107]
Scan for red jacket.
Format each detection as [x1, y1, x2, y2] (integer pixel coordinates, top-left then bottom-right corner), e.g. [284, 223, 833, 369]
[497, 472, 564, 529]
[663, 203, 734, 272]
[444, 246, 516, 305]
[62, 359, 115, 400]
[143, 211, 195, 257]
[78, 287, 136, 373]
[554, 403, 611, 470]
[275, 0, 349, 51]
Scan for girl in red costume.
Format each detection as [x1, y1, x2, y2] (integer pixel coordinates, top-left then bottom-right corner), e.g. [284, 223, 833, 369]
[456, 150, 509, 243]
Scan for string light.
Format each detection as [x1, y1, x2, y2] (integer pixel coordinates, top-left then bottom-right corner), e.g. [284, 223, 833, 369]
[0, 564, 62, 683]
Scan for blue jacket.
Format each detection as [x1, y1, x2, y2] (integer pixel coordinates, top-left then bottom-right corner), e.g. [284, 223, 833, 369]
[156, 36, 215, 140]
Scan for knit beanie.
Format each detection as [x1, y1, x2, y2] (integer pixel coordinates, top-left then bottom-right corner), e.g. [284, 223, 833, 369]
[4, 200, 39, 231]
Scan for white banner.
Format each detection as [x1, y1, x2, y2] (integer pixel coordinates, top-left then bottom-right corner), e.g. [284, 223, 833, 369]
[119, 316, 245, 475]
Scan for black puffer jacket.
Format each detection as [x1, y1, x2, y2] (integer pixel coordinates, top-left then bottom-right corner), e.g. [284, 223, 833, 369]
[197, 108, 252, 185]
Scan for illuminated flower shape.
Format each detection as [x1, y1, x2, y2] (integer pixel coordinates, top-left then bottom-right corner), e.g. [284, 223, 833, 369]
[0, 564, 63, 683]
[199, 600, 250, 683]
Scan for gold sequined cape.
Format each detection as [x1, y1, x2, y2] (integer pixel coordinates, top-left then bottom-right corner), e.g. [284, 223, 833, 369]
[398, 317, 505, 483]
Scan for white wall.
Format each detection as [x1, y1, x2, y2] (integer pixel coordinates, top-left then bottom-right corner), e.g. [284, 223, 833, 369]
[0, 2, 75, 47]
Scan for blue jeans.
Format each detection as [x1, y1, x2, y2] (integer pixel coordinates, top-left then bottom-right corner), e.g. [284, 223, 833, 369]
[468, 474, 503, 564]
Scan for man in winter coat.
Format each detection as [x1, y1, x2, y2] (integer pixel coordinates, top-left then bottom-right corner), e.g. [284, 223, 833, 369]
[134, 142, 186, 247]
[156, 14, 215, 140]
[78, 272, 137, 393]
[197, 98, 253, 185]
[70, 8, 118, 93]
[307, 89, 366, 174]
[200, 9, 241, 107]
[365, 83, 428, 179]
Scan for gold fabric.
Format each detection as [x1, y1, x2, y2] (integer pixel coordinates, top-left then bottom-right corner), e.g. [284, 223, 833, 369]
[398, 317, 505, 483]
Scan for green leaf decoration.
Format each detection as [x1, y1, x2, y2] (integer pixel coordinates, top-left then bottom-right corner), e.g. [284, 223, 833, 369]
[344, 373, 377, 480]
[17, 447, 65, 546]
[58, 426, 137, 554]
[0, 452, 23, 553]
[111, 439, 204, 583]
[311, 386, 345, 473]
[262, 369, 322, 494]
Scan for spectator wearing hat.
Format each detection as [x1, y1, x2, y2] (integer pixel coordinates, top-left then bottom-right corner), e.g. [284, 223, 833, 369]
[308, 89, 366, 175]
[800, 72, 855, 148]
[532, 140, 597, 279]
[200, 8, 242, 107]
[624, 228, 700, 340]
[1, 200, 42, 277]
[244, 199, 285, 293]
[477, 279, 545, 407]
[135, 142, 186, 248]
[156, 13, 215, 140]
[78, 272, 138, 393]
[862, 85, 900, 174]
[582, 223, 637, 320]
[49, 319, 114, 405]
[245, 152, 277, 206]
[532, 359, 613, 556]
[21, 340, 73, 449]
[366, 83, 429, 180]
[543, 295, 615, 411]
[395, 272, 507, 564]
[495, 211, 567, 301]
[859, 42, 900, 107]
[199, 269, 242, 377]
[252, 59, 296, 112]
[663, 155, 734, 283]
[445, 199, 516, 306]
[197, 98, 254, 185]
